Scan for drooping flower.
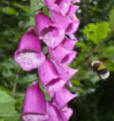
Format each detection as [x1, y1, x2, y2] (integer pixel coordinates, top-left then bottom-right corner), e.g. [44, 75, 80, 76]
[50, 10, 80, 35]
[66, 4, 79, 18]
[50, 10, 70, 30]
[46, 102, 73, 121]
[14, 28, 45, 71]
[38, 58, 67, 97]
[49, 44, 77, 65]
[61, 37, 77, 50]
[68, 34, 77, 40]
[53, 86, 76, 109]
[22, 81, 48, 121]
[72, 0, 80, 3]
[52, 60, 78, 82]
[44, 0, 72, 15]
[38, 58, 77, 96]
[35, 11, 65, 48]
[46, 102, 63, 121]
[38, 58, 58, 85]
[15, 0, 80, 120]
[66, 18, 80, 34]
[60, 106, 73, 121]
[45, 78, 67, 97]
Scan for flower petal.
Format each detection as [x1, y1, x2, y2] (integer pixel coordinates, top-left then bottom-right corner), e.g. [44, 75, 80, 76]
[50, 10, 70, 30]
[42, 25, 65, 48]
[53, 87, 76, 109]
[17, 28, 41, 52]
[35, 12, 65, 48]
[52, 60, 78, 81]
[35, 11, 52, 35]
[22, 81, 46, 115]
[46, 78, 67, 97]
[62, 51, 77, 65]
[14, 28, 45, 71]
[38, 58, 58, 85]
[44, 0, 71, 15]
[46, 102, 63, 121]
[50, 10, 80, 35]
[66, 19, 80, 34]
[67, 4, 79, 17]
[61, 107, 73, 121]
[72, 0, 80, 3]
[49, 45, 77, 65]
[62, 37, 77, 50]
[44, 0, 57, 10]
[59, 0, 71, 15]
[22, 114, 48, 121]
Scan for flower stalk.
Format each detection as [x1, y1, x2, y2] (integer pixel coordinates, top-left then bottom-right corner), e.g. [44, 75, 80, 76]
[14, 0, 80, 120]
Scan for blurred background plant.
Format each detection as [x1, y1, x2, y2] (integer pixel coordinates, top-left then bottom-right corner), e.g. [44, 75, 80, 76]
[0, 0, 114, 121]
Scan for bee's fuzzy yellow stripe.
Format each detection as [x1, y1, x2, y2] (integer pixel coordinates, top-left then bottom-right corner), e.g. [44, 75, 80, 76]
[97, 64, 106, 71]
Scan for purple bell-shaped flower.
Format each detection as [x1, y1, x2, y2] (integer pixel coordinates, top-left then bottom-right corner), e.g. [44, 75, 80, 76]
[53, 87, 76, 109]
[22, 81, 48, 121]
[49, 44, 77, 65]
[44, 0, 72, 15]
[35, 12, 65, 48]
[14, 28, 45, 71]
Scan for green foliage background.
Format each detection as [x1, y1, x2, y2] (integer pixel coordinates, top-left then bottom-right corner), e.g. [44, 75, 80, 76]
[0, 0, 114, 121]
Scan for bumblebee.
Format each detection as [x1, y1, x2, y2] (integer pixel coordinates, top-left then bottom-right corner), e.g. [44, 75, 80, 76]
[90, 60, 110, 80]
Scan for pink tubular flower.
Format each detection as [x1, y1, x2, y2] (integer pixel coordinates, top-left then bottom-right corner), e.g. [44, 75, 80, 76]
[66, 18, 80, 34]
[35, 12, 65, 48]
[53, 87, 76, 109]
[15, 0, 80, 120]
[52, 60, 78, 81]
[67, 4, 79, 18]
[38, 58, 67, 97]
[49, 44, 77, 65]
[14, 28, 45, 71]
[50, 10, 70, 30]
[68, 34, 77, 40]
[72, 0, 80, 3]
[61, 37, 77, 50]
[22, 81, 48, 121]
[60, 106, 73, 121]
[46, 102, 63, 121]
[46, 102, 73, 121]
[44, 0, 72, 15]
[38, 58, 58, 85]
[50, 10, 80, 35]
[45, 78, 67, 97]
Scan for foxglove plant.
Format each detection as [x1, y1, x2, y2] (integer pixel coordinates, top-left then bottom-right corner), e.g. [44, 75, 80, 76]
[22, 81, 48, 121]
[14, 0, 80, 121]
[14, 28, 45, 71]
[35, 11, 65, 48]
[48, 45, 77, 65]
[44, 0, 71, 15]
[50, 10, 80, 35]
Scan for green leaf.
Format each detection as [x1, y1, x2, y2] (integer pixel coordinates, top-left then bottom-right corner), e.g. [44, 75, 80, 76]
[30, 0, 44, 25]
[2, 7, 16, 16]
[109, 8, 114, 32]
[13, 2, 29, 13]
[16, 74, 37, 84]
[0, 119, 5, 121]
[106, 61, 114, 71]
[83, 22, 111, 44]
[77, 42, 85, 48]
[30, 0, 44, 14]
[71, 79, 81, 86]
[0, 89, 19, 121]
